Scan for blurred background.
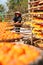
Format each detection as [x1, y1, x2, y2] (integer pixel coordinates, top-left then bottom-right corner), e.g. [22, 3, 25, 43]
[0, 0, 28, 13]
[0, 0, 28, 22]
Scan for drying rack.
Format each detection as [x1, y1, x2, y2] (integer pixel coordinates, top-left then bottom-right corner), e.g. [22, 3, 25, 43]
[11, 26, 33, 44]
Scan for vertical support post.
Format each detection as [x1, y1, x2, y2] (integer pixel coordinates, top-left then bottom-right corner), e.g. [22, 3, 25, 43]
[28, 0, 30, 13]
[28, 0, 33, 45]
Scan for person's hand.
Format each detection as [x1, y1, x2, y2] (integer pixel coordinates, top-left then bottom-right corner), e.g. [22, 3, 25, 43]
[16, 22, 19, 24]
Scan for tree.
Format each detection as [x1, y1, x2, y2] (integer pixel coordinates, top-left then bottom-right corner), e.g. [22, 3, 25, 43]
[0, 4, 5, 12]
[7, 0, 16, 12]
[7, 0, 28, 13]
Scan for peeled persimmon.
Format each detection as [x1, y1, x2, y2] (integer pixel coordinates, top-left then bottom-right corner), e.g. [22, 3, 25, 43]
[0, 42, 41, 65]
[18, 54, 33, 65]
[14, 60, 25, 65]
[0, 31, 23, 41]
[12, 45, 24, 56]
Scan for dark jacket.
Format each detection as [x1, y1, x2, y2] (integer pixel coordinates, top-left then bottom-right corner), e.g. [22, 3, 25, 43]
[13, 15, 22, 32]
[13, 16, 22, 27]
[13, 16, 22, 23]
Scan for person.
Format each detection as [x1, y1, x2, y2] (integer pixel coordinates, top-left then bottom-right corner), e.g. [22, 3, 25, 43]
[13, 11, 22, 32]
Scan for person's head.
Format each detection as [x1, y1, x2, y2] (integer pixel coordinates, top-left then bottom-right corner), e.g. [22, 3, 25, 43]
[15, 11, 21, 17]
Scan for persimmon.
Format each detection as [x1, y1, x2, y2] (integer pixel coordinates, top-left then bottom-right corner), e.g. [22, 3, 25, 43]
[0, 43, 41, 65]
[0, 50, 5, 62]
[0, 62, 3, 65]
[20, 44, 30, 53]
[0, 43, 4, 48]
[11, 45, 24, 56]
[18, 54, 33, 65]
[0, 31, 23, 41]
[14, 60, 25, 65]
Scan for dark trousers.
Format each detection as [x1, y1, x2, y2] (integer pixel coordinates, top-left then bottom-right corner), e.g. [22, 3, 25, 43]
[15, 27, 20, 32]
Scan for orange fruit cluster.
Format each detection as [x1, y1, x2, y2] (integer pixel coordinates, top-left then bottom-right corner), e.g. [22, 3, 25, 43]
[0, 22, 23, 41]
[32, 23, 43, 38]
[0, 22, 14, 32]
[32, 23, 43, 29]
[34, 33, 43, 39]
[0, 31, 23, 41]
[0, 43, 40, 65]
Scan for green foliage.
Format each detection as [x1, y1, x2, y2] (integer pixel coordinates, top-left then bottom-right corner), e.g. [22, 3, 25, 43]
[0, 4, 5, 12]
[7, 0, 28, 13]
